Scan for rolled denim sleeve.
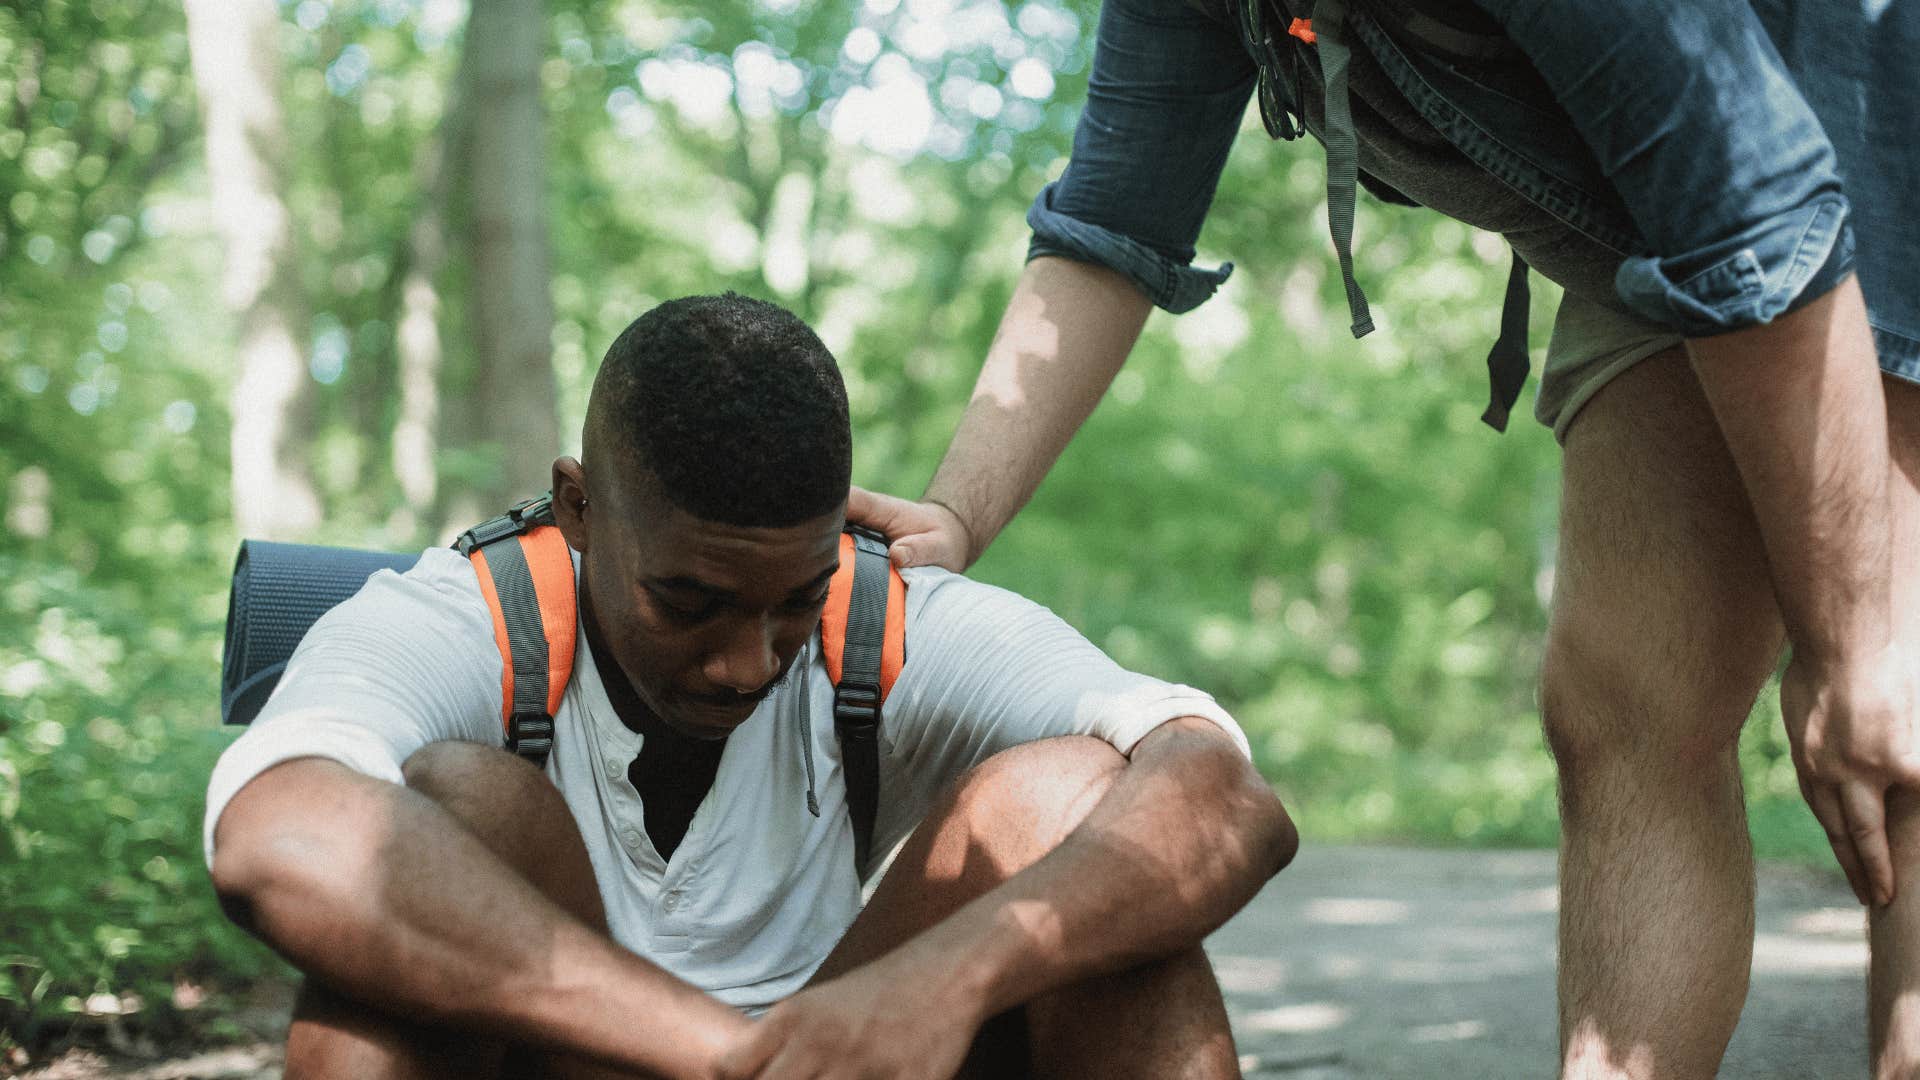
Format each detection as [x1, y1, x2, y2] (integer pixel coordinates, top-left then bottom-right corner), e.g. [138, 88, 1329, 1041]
[1472, 0, 1854, 336]
[1026, 0, 1257, 314]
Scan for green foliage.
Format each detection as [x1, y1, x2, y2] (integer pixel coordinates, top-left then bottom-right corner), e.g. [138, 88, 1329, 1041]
[0, 0, 1836, 1055]
[0, 556, 283, 1049]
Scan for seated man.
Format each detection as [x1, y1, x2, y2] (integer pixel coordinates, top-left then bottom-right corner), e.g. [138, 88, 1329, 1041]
[204, 293, 1297, 1080]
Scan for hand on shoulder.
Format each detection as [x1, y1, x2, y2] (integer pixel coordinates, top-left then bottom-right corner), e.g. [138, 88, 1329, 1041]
[846, 486, 976, 573]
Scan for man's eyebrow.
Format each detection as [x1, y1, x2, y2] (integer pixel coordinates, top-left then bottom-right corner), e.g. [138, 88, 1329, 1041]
[645, 575, 730, 599]
[793, 564, 838, 597]
[646, 563, 839, 600]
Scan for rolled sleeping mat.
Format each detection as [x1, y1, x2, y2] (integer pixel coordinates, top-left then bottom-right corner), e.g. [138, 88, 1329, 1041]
[222, 540, 421, 726]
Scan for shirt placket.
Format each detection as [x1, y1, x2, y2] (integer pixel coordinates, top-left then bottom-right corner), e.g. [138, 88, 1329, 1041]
[652, 801, 704, 958]
[592, 721, 660, 872]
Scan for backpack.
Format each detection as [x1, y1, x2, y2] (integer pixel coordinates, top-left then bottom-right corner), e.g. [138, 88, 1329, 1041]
[222, 494, 907, 870]
[453, 494, 906, 870]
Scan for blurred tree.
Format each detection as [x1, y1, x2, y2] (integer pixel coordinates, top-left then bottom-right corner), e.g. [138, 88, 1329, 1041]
[184, 0, 321, 540]
[445, 0, 558, 521]
[389, 86, 458, 536]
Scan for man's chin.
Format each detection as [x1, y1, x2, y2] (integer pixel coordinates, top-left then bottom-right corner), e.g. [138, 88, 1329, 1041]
[659, 699, 758, 740]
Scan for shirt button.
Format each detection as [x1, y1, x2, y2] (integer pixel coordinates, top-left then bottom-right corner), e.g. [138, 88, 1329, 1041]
[622, 828, 640, 845]
[604, 758, 622, 781]
[663, 893, 680, 912]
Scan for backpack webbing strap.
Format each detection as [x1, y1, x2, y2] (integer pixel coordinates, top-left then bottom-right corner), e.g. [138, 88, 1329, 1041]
[1308, 0, 1375, 339]
[1479, 251, 1533, 432]
[821, 528, 907, 871]
[458, 495, 577, 766]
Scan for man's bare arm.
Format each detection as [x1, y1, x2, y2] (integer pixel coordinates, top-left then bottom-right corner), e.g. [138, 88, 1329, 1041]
[718, 718, 1295, 1078]
[851, 256, 1150, 571]
[211, 758, 748, 1079]
[1688, 276, 1920, 906]
[934, 718, 1295, 999]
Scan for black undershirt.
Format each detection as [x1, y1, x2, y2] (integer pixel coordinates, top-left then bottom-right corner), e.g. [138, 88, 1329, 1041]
[580, 596, 726, 862]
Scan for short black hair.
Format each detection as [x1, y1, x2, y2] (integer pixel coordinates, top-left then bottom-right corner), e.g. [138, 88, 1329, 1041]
[585, 293, 851, 527]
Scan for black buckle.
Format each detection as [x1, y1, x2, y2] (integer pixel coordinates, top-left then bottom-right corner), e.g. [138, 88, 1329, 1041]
[834, 682, 881, 732]
[508, 493, 556, 525]
[508, 712, 555, 759]
[454, 493, 556, 555]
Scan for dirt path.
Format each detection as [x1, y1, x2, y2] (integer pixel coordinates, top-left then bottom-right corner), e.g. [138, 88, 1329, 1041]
[20, 845, 1866, 1079]
[1218, 845, 1866, 1078]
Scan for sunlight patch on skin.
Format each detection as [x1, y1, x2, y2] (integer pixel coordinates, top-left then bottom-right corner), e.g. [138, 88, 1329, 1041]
[1562, 1017, 1656, 1080]
[1303, 897, 1411, 926]
[1883, 991, 1920, 1067]
[1239, 1001, 1351, 1034]
[971, 324, 1060, 409]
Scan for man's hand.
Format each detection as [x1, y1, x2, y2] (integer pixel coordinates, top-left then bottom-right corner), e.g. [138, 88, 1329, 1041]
[1688, 278, 1917, 905]
[1784, 644, 1920, 907]
[714, 953, 981, 1080]
[847, 486, 975, 572]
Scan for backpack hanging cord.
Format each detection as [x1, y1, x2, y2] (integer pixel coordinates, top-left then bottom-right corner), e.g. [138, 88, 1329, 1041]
[796, 638, 821, 818]
[1306, 0, 1375, 338]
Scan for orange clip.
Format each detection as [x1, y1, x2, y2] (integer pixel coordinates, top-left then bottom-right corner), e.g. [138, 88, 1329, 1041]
[1288, 17, 1317, 44]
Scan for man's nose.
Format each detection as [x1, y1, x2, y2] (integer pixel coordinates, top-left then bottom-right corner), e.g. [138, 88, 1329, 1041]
[705, 614, 779, 693]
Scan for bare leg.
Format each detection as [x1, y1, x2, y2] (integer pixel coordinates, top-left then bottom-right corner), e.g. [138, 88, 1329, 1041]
[1869, 374, 1920, 1078]
[1548, 349, 1786, 1080]
[283, 744, 636, 1080]
[812, 736, 1240, 1080]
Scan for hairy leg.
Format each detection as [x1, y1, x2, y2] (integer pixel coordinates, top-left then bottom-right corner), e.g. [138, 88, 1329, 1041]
[1548, 348, 1786, 1080]
[283, 743, 634, 1080]
[811, 736, 1240, 1080]
[1869, 374, 1920, 1078]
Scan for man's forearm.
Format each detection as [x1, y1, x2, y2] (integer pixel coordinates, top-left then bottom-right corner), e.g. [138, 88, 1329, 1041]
[1688, 276, 1892, 662]
[211, 759, 744, 1078]
[922, 255, 1151, 566]
[898, 719, 1295, 1019]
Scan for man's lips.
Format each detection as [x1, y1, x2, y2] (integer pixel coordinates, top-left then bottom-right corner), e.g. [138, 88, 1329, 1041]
[677, 665, 793, 714]
[675, 691, 764, 724]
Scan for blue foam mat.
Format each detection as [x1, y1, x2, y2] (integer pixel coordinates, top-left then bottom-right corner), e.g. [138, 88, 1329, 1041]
[221, 541, 420, 725]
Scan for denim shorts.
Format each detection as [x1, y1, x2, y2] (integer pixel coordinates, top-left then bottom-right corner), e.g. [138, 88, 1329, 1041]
[1538, 290, 1920, 444]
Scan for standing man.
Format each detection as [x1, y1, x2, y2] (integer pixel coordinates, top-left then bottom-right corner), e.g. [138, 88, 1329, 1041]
[850, 0, 1920, 1075]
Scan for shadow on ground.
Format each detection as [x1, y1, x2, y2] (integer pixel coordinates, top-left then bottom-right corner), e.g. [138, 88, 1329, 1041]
[1217, 845, 1865, 1078]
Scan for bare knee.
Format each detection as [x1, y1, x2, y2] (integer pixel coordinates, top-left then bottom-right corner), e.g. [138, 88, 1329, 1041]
[402, 740, 552, 807]
[1539, 613, 1774, 783]
[401, 742, 604, 928]
[935, 736, 1128, 882]
[286, 978, 503, 1080]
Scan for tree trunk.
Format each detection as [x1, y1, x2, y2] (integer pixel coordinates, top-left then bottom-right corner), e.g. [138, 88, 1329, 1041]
[184, 0, 322, 540]
[388, 106, 461, 541]
[449, 0, 558, 522]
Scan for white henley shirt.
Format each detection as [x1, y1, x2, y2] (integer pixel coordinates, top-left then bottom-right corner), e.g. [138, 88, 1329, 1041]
[203, 545, 1250, 1011]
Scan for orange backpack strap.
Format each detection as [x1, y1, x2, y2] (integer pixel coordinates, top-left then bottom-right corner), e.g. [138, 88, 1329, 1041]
[819, 527, 906, 871]
[455, 495, 578, 766]
[819, 530, 907, 699]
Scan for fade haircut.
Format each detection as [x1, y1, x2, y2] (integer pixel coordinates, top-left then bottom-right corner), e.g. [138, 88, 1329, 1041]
[586, 293, 852, 527]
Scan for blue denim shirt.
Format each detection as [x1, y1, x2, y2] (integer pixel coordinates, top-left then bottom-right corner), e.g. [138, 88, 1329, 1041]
[1029, 0, 1866, 340]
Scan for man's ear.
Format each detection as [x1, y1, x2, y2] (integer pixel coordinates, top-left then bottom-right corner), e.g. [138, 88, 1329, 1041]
[551, 457, 590, 553]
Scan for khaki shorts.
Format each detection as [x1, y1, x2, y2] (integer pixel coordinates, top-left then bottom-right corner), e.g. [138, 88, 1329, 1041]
[1536, 290, 1920, 442]
[1533, 294, 1683, 443]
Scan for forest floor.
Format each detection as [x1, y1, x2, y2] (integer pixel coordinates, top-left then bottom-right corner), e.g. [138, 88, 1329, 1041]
[14, 844, 1866, 1079]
